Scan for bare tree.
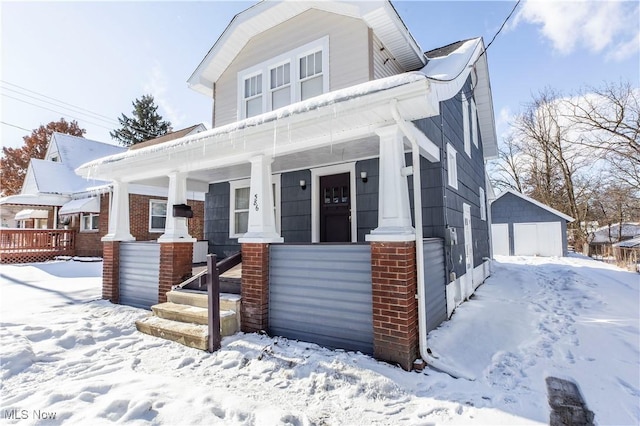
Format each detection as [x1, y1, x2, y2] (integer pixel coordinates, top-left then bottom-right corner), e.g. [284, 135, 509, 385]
[563, 81, 640, 190]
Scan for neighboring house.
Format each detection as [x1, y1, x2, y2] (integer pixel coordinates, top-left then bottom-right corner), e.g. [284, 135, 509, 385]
[612, 236, 640, 272]
[588, 222, 640, 259]
[0, 129, 206, 262]
[490, 190, 575, 257]
[77, 0, 498, 370]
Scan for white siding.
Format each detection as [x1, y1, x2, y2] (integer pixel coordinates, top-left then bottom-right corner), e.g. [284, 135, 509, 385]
[214, 9, 370, 127]
[372, 33, 404, 79]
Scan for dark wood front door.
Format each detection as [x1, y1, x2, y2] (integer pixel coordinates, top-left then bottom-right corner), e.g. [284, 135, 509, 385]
[320, 173, 351, 242]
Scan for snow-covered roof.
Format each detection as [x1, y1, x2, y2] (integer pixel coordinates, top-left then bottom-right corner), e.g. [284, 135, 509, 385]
[421, 38, 497, 158]
[128, 124, 207, 151]
[188, 0, 425, 97]
[0, 193, 70, 207]
[614, 236, 640, 249]
[591, 223, 640, 244]
[492, 190, 575, 222]
[59, 197, 101, 215]
[49, 133, 126, 171]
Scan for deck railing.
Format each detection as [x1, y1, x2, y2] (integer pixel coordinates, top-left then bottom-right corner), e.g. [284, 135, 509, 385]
[0, 228, 75, 263]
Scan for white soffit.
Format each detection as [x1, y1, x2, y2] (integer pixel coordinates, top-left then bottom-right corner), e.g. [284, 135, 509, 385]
[15, 209, 49, 220]
[59, 197, 100, 215]
[188, 0, 425, 97]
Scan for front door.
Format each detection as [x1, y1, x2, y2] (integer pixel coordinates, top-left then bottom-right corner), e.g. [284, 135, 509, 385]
[320, 173, 351, 242]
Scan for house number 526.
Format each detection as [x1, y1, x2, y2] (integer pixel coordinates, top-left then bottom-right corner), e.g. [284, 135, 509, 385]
[253, 194, 259, 211]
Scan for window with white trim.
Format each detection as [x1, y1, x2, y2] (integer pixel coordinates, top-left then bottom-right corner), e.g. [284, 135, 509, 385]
[243, 73, 263, 118]
[299, 50, 323, 100]
[479, 187, 486, 221]
[80, 213, 99, 232]
[447, 143, 458, 190]
[269, 62, 291, 110]
[149, 200, 167, 232]
[471, 97, 478, 148]
[462, 93, 470, 157]
[229, 177, 281, 238]
[238, 37, 329, 119]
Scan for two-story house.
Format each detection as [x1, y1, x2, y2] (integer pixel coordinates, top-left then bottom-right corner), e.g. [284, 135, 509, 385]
[77, 0, 498, 369]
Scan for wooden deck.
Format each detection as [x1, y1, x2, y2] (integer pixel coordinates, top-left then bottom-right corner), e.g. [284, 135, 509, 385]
[0, 229, 75, 263]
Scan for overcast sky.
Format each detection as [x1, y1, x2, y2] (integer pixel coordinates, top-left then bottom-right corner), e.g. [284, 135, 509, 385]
[1, 1, 638, 150]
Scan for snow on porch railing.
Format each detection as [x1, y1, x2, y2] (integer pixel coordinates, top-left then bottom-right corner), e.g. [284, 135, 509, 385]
[0, 229, 75, 263]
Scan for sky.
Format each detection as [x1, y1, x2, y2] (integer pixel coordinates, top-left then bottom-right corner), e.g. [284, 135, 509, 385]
[1, 1, 639, 151]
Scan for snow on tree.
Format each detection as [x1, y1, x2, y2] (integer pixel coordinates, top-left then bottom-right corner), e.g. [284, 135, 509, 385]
[110, 95, 172, 147]
[0, 118, 85, 196]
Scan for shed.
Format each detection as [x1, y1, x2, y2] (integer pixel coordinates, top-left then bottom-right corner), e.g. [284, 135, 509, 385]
[490, 190, 574, 257]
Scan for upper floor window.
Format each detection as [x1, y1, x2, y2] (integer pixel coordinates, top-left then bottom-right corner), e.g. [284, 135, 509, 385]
[50, 156, 59, 162]
[80, 213, 99, 232]
[479, 187, 486, 221]
[299, 50, 323, 100]
[270, 62, 291, 110]
[238, 37, 329, 120]
[462, 92, 471, 157]
[244, 73, 263, 118]
[149, 200, 167, 232]
[447, 143, 458, 190]
[471, 97, 478, 148]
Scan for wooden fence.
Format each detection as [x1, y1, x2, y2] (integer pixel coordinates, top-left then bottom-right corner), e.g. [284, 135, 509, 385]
[0, 229, 75, 264]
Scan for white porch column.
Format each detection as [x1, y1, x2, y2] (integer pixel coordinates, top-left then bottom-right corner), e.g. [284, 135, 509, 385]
[102, 180, 134, 242]
[366, 125, 416, 242]
[158, 171, 196, 243]
[238, 155, 284, 243]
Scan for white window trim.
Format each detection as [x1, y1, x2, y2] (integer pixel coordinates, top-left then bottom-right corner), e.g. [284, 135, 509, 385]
[462, 93, 470, 157]
[267, 59, 292, 111]
[80, 213, 99, 233]
[447, 143, 459, 190]
[149, 199, 167, 233]
[237, 36, 329, 120]
[479, 187, 486, 221]
[229, 175, 281, 239]
[310, 163, 357, 243]
[471, 97, 478, 148]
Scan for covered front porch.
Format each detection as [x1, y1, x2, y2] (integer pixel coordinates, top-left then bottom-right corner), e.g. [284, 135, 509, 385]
[77, 73, 444, 369]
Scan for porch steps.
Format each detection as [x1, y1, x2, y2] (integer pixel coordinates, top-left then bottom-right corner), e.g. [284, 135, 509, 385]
[135, 291, 241, 350]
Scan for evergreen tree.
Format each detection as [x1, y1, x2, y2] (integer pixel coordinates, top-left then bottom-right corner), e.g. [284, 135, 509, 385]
[110, 95, 172, 147]
[0, 118, 85, 196]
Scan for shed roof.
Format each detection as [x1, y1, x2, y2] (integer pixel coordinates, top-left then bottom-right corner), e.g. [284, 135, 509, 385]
[492, 190, 575, 222]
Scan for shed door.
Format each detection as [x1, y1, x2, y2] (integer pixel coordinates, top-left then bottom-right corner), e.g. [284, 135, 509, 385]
[491, 224, 509, 256]
[514, 222, 562, 257]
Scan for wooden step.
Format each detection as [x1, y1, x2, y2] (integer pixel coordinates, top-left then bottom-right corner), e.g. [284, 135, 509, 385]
[150, 303, 239, 335]
[152, 302, 208, 325]
[136, 309, 239, 350]
[166, 290, 242, 331]
[136, 316, 208, 350]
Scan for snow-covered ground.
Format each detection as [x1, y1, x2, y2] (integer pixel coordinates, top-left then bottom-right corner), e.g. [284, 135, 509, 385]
[0, 255, 638, 425]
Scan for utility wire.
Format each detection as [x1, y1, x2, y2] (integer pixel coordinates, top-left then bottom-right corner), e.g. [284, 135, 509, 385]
[484, 0, 521, 54]
[1, 80, 119, 124]
[1, 93, 116, 131]
[1, 121, 31, 132]
[1, 82, 165, 140]
[2, 86, 119, 126]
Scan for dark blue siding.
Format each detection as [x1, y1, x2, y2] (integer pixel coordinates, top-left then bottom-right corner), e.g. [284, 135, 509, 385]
[205, 182, 240, 259]
[356, 158, 379, 242]
[281, 170, 312, 242]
